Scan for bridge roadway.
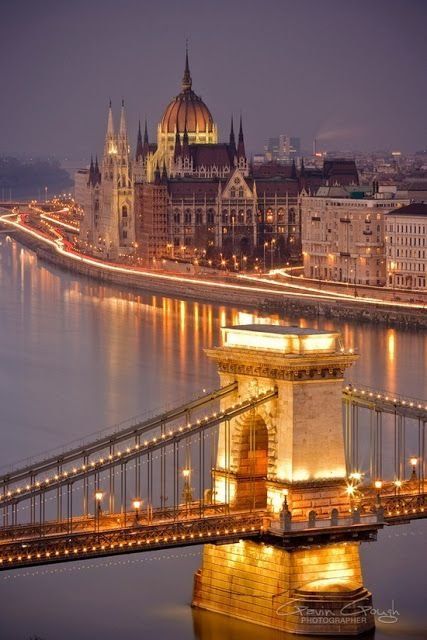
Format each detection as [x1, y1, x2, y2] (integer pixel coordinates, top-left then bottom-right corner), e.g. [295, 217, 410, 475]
[1, 486, 426, 572]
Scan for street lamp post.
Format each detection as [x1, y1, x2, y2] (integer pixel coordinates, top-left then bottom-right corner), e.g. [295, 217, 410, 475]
[94, 491, 103, 533]
[409, 457, 418, 480]
[374, 480, 382, 507]
[182, 468, 193, 514]
[132, 499, 142, 523]
[263, 241, 268, 271]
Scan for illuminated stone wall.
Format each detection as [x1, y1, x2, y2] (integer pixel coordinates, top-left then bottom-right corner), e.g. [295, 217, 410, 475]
[193, 540, 373, 635]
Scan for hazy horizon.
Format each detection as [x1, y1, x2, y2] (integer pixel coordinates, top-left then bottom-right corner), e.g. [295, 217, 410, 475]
[0, 0, 426, 160]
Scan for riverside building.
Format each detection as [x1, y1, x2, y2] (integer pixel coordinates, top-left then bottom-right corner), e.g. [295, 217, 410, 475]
[301, 185, 410, 286]
[385, 203, 427, 290]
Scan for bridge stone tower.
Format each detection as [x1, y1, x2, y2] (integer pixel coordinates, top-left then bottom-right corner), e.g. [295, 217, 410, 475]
[193, 324, 374, 636]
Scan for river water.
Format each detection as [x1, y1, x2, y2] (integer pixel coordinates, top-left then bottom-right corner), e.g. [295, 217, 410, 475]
[0, 239, 426, 640]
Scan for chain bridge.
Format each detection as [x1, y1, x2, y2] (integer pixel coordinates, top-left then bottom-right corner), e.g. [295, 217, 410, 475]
[0, 324, 425, 636]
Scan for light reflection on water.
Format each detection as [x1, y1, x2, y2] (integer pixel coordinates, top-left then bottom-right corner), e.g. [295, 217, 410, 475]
[0, 240, 426, 640]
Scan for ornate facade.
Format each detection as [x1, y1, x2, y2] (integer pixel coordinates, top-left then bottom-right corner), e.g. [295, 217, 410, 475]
[78, 50, 358, 265]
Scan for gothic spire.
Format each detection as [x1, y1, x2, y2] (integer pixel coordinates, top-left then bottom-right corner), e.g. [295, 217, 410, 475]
[237, 114, 246, 160]
[182, 41, 192, 91]
[182, 121, 190, 157]
[136, 120, 143, 161]
[161, 161, 168, 182]
[88, 155, 94, 185]
[143, 118, 149, 144]
[229, 116, 236, 156]
[106, 100, 114, 137]
[119, 99, 127, 137]
[174, 124, 182, 161]
[94, 155, 101, 183]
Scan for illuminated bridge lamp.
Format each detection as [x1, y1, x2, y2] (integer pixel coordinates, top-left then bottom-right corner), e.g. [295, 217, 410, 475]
[132, 499, 142, 522]
[374, 480, 383, 504]
[182, 468, 193, 505]
[409, 457, 418, 479]
[394, 479, 402, 494]
[282, 488, 289, 508]
[94, 491, 104, 532]
[346, 483, 355, 496]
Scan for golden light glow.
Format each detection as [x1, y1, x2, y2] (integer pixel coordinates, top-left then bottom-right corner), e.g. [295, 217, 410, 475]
[132, 499, 142, 510]
[374, 480, 382, 490]
[410, 457, 418, 467]
[222, 326, 338, 355]
[95, 491, 104, 501]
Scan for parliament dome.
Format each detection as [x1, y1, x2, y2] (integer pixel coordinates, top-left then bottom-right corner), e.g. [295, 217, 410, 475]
[159, 51, 214, 135]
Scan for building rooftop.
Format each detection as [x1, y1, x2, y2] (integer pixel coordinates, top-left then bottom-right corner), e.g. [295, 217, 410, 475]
[386, 203, 427, 217]
[226, 324, 333, 336]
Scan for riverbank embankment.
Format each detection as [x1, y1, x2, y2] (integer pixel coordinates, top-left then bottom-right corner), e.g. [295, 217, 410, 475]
[2, 223, 426, 329]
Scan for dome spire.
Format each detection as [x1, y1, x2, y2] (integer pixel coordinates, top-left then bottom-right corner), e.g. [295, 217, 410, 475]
[182, 40, 192, 91]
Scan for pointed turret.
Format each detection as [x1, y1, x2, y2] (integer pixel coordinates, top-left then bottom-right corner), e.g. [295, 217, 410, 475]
[88, 155, 95, 186]
[182, 122, 190, 157]
[182, 42, 192, 92]
[229, 116, 236, 157]
[136, 120, 143, 161]
[142, 119, 150, 158]
[94, 156, 101, 184]
[174, 124, 182, 161]
[161, 161, 168, 182]
[237, 115, 246, 160]
[106, 100, 114, 138]
[119, 99, 127, 138]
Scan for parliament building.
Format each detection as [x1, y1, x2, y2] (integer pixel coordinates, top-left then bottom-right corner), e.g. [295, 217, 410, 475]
[77, 50, 359, 267]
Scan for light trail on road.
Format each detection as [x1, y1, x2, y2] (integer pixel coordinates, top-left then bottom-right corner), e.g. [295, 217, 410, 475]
[1, 211, 425, 311]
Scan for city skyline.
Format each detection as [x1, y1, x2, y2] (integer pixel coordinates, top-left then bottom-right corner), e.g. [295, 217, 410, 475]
[0, 0, 426, 158]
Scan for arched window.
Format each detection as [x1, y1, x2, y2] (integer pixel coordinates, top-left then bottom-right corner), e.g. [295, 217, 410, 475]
[238, 187, 244, 198]
[122, 205, 128, 218]
[207, 209, 215, 225]
[184, 209, 192, 224]
[230, 188, 236, 199]
[174, 210, 180, 224]
[289, 208, 296, 225]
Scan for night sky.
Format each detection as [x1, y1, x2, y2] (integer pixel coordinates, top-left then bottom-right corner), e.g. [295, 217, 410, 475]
[0, 0, 426, 159]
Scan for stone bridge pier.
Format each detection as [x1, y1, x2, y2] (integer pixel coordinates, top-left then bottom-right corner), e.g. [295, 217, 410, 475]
[192, 324, 375, 636]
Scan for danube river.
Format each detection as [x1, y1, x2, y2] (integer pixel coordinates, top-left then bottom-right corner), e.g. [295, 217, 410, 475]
[0, 239, 426, 640]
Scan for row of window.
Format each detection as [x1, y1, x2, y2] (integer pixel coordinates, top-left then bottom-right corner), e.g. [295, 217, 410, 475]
[391, 275, 426, 288]
[391, 249, 426, 259]
[387, 224, 427, 234]
[391, 262, 426, 272]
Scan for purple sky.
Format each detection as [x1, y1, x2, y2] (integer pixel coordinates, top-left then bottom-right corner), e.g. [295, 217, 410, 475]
[0, 0, 426, 159]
